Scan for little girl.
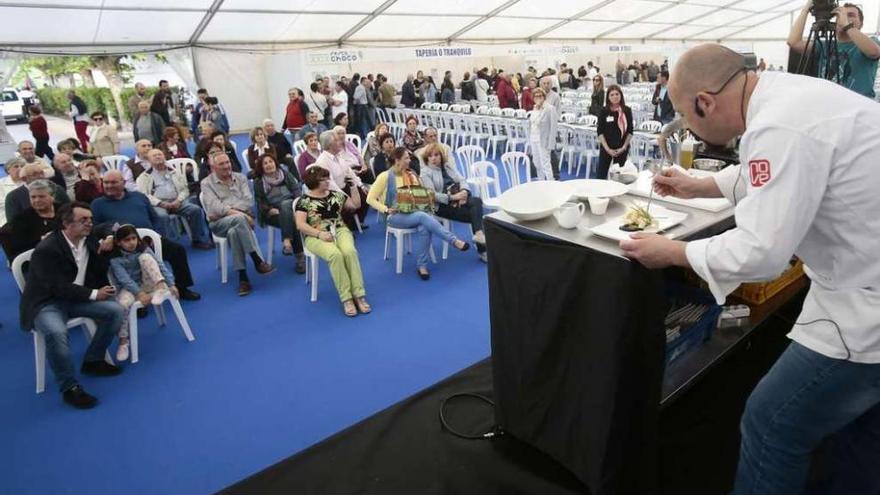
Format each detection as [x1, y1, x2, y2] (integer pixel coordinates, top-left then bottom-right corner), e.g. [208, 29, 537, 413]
[109, 225, 178, 361]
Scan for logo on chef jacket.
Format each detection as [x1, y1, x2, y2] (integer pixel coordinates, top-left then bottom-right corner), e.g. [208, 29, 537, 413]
[749, 159, 771, 187]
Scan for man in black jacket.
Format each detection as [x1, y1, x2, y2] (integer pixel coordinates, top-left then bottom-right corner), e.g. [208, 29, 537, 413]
[652, 70, 675, 124]
[400, 74, 417, 108]
[21, 202, 124, 409]
[5, 162, 70, 223]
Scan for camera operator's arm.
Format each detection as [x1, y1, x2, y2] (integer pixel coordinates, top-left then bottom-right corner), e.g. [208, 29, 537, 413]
[835, 7, 880, 59]
[787, 1, 812, 54]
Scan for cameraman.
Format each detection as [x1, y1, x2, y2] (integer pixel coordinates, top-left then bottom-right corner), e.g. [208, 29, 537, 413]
[788, 1, 880, 98]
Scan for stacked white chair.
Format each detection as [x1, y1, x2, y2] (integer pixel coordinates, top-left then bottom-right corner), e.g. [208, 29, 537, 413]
[455, 145, 485, 182]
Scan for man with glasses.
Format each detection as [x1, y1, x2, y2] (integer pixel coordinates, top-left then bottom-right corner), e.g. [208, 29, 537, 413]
[621, 43, 880, 494]
[788, 1, 880, 98]
[20, 201, 124, 409]
[414, 127, 451, 168]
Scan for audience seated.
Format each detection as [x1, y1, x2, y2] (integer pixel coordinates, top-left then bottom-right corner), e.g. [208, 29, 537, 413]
[56, 138, 99, 165]
[333, 125, 374, 184]
[74, 161, 104, 204]
[19, 201, 124, 409]
[157, 126, 190, 160]
[51, 153, 80, 199]
[109, 225, 177, 362]
[16, 140, 54, 178]
[209, 131, 243, 177]
[413, 127, 451, 168]
[366, 147, 470, 280]
[91, 171, 201, 301]
[132, 101, 166, 145]
[0, 157, 25, 225]
[295, 112, 328, 141]
[295, 132, 321, 179]
[6, 162, 70, 223]
[247, 126, 298, 180]
[4, 180, 62, 261]
[371, 133, 397, 177]
[253, 154, 305, 273]
[124, 140, 154, 191]
[136, 149, 213, 249]
[400, 116, 425, 163]
[263, 119, 295, 165]
[200, 152, 275, 296]
[363, 122, 389, 165]
[309, 131, 369, 231]
[294, 167, 370, 317]
[193, 121, 217, 165]
[419, 143, 487, 261]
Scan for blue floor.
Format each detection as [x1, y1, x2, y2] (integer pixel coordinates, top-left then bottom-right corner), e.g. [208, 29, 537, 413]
[0, 135, 529, 494]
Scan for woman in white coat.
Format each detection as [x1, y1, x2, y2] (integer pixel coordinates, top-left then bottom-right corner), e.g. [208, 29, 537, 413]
[528, 88, 558, 181]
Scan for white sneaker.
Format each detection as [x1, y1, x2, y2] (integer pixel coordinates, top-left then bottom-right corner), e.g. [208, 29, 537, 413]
[473, 231, 486, 245]
[116, 342, 130, 362]
[151, 289, 171, 306]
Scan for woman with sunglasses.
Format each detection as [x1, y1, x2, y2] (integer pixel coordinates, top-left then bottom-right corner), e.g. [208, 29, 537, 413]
[88, 111, 119, 157]
[596, 85, 633, 180]
[589, 76, 605, 117]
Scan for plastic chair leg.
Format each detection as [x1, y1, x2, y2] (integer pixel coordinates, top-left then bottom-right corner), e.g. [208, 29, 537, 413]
[395, 233, 404, 274]
[168, 297, 195, 342]
[310, 257, 319, 302]
[266, 228, 274, 265]
[34, 332, 45, 394]
[219, 241, 227, 284]
[129, 304, 140, 364]
[383, 230, 391, 260]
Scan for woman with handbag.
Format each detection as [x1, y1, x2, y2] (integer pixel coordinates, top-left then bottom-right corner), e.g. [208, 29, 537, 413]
[367, 147, 470, 280]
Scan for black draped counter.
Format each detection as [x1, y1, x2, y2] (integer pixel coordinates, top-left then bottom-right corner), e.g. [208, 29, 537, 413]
[223, 195, 808, 495]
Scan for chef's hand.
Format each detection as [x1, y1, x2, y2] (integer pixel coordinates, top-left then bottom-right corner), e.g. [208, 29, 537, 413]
[619, 233, 688, 269]
[653, 168, 702, 199]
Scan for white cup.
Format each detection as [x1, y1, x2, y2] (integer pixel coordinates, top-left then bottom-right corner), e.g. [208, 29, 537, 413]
[588, 197, 610, 215]
[553, 202, 585, 229]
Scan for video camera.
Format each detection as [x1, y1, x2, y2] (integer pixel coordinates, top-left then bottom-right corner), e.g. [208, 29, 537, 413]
[810, 0, 838, 28]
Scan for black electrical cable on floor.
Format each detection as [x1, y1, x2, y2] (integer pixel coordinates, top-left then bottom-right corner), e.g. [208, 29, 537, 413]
[439, 393, 504, 440]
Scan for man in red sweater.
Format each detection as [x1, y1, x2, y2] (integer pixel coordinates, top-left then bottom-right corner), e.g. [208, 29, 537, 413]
[28, 106, 55, 160]
[496, 73, 517, 109]
[281, 87, 308, 131]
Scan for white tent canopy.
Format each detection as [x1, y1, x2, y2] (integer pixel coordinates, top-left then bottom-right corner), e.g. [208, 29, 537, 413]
[1, 0, 876, 50]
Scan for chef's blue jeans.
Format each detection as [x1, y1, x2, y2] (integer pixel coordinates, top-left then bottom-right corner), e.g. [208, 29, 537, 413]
[387, 211, 456, 268]
[732, 341, 880, 495]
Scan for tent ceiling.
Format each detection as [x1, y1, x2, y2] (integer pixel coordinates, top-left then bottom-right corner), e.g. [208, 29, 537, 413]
[0, 0, 873, 48]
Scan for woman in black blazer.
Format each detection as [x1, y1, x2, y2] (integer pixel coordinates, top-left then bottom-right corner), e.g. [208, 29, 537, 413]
[595, 85, 633, 180]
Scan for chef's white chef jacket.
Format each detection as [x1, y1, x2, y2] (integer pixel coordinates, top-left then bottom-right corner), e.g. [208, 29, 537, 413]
[686, 72, 880, 363]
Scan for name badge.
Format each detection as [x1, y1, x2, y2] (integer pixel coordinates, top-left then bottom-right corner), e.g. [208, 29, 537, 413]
[606, 116, 614, 122]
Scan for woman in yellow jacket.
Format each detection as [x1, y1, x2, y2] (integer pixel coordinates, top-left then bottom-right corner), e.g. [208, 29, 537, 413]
[367, 147, 470, 280]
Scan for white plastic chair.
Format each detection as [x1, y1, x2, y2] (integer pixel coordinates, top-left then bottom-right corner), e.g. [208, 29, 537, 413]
[200, 192, 263, 284]
[12, 250, 100, 394]
[167, 158, 199, 180]
[110, 229, 195, 364]
[345, 134, 362, 152]
[471, 161, 502, 210]
[293, 139, 308, 156]
[501, 152, 532, 188]
[383, 225, 437, 274]
[639, 120, 663, 133]
[101, 154, 130, 172]
[455, 145, 485, 181]
[485, 117, 507, 159]
[292, 198, 321, 302]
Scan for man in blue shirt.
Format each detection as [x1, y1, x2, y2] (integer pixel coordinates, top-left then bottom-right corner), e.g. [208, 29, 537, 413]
[788, 1, 880, 98]
[91, 170, 201, 301]
[295, 112, 328, 141]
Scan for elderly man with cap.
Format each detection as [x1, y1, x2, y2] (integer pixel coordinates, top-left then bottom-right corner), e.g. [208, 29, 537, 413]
[620, 43, 880, 495]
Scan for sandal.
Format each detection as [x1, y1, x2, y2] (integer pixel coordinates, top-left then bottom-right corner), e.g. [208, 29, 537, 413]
[355, 297, 372, 314]
[342, 299, 358, 317]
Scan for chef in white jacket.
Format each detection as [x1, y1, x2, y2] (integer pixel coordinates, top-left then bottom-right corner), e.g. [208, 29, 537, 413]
[621, 44, 880, 495]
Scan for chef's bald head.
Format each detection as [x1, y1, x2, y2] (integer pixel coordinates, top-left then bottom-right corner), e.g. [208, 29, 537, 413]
[668, 43, 752, 147]
[669, 44, 745, 104]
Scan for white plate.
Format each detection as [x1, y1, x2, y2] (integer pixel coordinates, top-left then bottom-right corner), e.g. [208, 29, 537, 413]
[568, 179, 629, 199]
[499, 180, 576, 221]
[590, 204, 688, 242]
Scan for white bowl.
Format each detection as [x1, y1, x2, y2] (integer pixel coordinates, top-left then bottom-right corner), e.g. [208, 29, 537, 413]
[499, 181, 576, 221]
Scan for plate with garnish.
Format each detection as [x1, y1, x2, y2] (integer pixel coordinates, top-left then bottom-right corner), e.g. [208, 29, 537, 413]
[590, 203, 688, 242]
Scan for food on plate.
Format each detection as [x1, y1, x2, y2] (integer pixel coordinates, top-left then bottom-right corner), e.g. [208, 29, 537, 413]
[619, 205, 657, 232]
